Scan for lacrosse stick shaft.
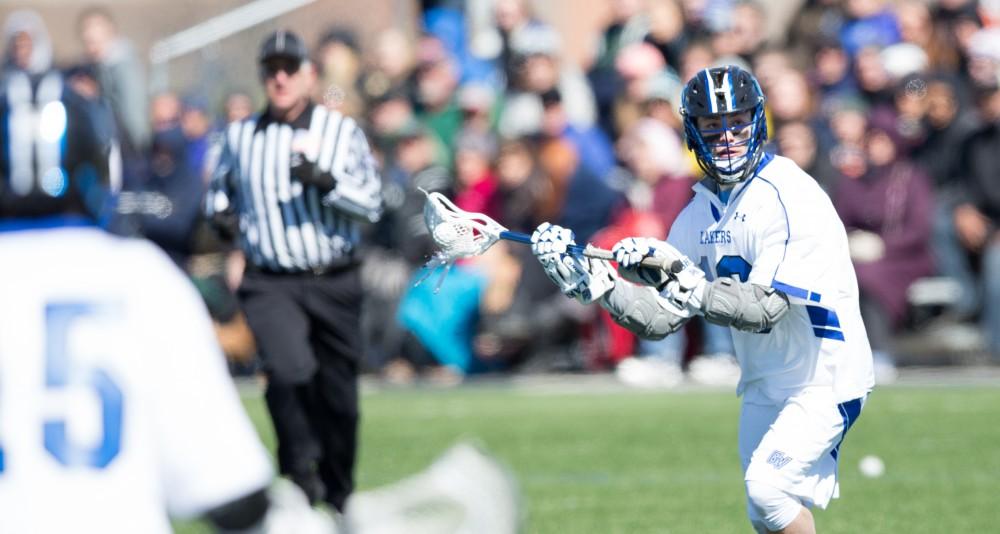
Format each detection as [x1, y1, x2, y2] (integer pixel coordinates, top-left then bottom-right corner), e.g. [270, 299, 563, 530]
[498, 231, 683, 274]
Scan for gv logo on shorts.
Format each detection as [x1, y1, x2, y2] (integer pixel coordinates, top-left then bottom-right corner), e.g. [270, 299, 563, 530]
[767, 450, 793, 469]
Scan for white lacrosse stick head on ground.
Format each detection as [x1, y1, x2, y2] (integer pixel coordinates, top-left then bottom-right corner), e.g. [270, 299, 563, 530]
[345, 442, 522, 534]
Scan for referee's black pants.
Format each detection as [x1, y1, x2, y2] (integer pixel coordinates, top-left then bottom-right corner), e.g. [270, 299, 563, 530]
[238, 265, 362, 511]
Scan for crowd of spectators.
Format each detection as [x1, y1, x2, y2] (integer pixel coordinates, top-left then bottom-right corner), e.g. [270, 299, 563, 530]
[4, 0, 1000, 386]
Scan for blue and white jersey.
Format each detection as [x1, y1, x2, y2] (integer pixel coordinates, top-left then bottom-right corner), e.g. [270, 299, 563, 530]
[0, 220, 272, 533]
[668, 154, 874, 404]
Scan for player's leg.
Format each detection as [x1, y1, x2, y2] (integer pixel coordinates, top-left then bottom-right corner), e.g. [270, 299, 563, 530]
[301, 267, 365, 511]
[306, 350, 359, 512]
[740, 401, 803, 533]
[239, 273, 320, 383]
[775, 507, 814, 534]
[745, 479, 815, 533]
[741, 390, 853, 534]
[238, 273, 324, 501]
[263, 384, 325, 503]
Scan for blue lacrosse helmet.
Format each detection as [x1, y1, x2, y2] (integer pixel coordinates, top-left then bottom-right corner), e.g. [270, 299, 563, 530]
[680, 65, 768, 185]
[0, 71, 119, 220]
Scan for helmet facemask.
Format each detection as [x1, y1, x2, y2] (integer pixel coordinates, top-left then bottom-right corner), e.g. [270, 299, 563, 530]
[0, 82, 118, 221]
[680, 66, 769, 186]
[684, 105, 767, 185]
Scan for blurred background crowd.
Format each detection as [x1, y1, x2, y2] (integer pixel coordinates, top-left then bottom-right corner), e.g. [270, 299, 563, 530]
[4, 0, 1000, 387]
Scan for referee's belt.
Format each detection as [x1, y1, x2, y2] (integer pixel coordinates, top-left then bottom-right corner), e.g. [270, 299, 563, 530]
[245, 260, 359, 277]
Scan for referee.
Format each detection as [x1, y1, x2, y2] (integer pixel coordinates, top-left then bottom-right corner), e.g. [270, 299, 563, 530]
[206, 29, 382, 512]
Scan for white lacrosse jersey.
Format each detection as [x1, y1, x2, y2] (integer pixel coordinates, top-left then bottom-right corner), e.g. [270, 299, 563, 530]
[0, 219, 273, 533]
[668, 154, 874, 404]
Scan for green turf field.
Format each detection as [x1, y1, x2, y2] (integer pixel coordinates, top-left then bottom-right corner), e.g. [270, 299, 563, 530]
[176, 383, 1000, 533]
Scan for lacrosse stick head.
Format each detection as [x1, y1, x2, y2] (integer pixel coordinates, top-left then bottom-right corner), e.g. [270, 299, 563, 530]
[422, 189, 508, 261]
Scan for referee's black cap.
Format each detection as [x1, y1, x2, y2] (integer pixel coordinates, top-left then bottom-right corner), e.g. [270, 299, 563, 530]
[258, 30, 308, 64]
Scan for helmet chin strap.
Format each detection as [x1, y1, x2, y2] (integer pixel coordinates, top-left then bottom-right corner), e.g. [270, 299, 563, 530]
[712, 153, 748, 183]
[714, 153, 747, 171]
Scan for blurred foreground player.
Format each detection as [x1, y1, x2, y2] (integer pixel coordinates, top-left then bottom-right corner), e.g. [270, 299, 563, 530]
[0, 49, 332, 533]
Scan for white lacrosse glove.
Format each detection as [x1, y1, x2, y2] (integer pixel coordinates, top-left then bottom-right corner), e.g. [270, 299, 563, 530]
[612, 237, 707, 312]
[662, 269, 707, 313]
[531, 222, 615, 304]
[612, 237, 676, 288]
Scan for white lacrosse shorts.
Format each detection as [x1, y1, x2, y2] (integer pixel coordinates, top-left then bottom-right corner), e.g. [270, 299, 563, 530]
[739, 387, 866, 512]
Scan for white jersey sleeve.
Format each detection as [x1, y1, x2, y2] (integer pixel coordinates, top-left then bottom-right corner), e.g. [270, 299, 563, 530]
[140, 250, 273, 518]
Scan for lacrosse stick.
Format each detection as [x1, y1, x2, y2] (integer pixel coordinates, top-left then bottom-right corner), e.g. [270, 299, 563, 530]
[417, 189, 684, 292]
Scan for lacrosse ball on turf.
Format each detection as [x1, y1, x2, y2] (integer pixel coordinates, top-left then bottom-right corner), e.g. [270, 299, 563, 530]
[858, 455, 885, 478]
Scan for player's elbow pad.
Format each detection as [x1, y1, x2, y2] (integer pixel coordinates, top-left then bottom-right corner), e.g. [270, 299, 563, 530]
[600, 282, 689, 339]
[700, 278, 790, 332]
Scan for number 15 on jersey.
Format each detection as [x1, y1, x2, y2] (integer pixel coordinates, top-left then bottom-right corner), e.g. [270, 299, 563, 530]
[0, 301, 124, 474]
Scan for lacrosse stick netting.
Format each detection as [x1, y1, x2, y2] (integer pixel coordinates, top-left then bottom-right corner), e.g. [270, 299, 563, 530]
[417, 190, 684, 292]
[415, 189, 515, 292]
[423, 190, 515, 261]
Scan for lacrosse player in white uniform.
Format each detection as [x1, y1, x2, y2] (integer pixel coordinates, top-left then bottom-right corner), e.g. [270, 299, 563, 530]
[0, 51, 332, 533]
[530, 65, 874, 534]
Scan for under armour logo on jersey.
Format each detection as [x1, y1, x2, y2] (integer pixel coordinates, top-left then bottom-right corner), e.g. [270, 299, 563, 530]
[732, 211, 748, 222]
[766, 450, 793, 470]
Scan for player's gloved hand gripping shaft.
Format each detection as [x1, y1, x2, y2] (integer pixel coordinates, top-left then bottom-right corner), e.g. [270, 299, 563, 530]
[529, 225, 698, 339]
[612, 236, 792, 333]
[530, 223, 616, 304]
[613, 237, 707, 312]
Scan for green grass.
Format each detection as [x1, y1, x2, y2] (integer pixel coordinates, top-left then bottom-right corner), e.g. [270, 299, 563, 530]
[177, 384, 1000, 533]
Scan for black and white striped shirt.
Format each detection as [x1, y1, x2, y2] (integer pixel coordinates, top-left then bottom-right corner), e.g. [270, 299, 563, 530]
[206, 103, 382, 273]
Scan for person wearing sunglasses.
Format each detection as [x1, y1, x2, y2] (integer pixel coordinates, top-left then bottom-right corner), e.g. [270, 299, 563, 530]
[205, 29, 382, 515]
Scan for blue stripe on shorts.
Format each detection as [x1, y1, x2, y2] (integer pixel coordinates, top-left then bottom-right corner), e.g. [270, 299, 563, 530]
[831, 397, 864, 459]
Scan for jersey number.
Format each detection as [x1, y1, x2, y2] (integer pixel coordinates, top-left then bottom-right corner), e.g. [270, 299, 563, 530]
[0, 302, 124, 474]
[700, 255, 753, 282]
